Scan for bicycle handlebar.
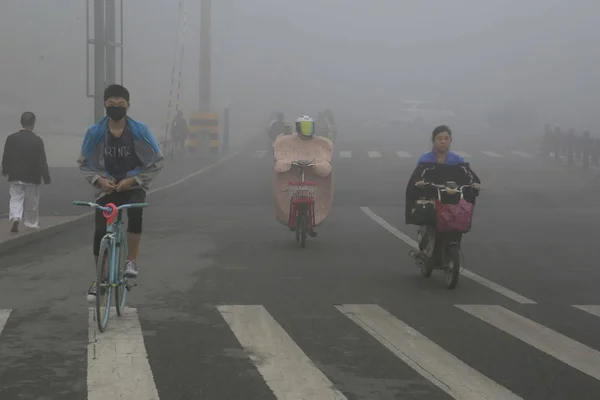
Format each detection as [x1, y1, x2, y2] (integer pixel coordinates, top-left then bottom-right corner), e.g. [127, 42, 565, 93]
[72, 201, 149, 212]
[420, 182, 472, 193]
[72, 200, 148, 223]
[291, 161, 315, 168]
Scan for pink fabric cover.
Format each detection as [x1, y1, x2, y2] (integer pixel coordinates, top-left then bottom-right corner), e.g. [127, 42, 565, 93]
[273, 134, 333, 226]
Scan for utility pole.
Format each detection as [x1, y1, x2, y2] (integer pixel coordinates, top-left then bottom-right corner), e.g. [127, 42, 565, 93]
[105, 0, 116, 85]
[87, 0, 123, 123]
[93, 0, 105, 122]
[199, 0, 211, 112]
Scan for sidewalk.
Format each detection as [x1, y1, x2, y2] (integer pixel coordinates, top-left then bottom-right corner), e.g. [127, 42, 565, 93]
[0, 215, 88, 253]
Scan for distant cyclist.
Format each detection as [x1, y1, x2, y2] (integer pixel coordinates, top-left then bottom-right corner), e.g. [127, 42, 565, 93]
[267, 112, 286, 143]
[171, 110, 189, 152]
[77, 84, 164, 301]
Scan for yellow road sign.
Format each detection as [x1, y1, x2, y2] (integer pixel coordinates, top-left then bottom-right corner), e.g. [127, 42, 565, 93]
[189, 112, 219, 150]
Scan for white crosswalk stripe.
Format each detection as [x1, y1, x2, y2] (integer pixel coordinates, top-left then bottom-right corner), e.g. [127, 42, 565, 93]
[481, 151, 503, 158]
[574, 305, 600, 318]
[254, 150, 268, 158]
[87, 307, 159, 400]
[337, 304, 523, 399]
[457, 304, 600, 381]
[218, 305, 348, 399]
[2, 302, 600, 397]
[0, 309, 10, 335]
[260, 149, 539, 161]
[511, 150, 533, 158]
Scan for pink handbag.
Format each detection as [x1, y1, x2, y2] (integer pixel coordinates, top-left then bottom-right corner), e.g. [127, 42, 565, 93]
[435, 198, 474, 233]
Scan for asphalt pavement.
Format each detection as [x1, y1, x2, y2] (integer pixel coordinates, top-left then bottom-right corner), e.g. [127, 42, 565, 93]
[1, 131, 600, 399]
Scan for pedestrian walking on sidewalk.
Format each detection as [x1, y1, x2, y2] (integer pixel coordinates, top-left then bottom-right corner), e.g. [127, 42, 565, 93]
[1, 112, 51, 232]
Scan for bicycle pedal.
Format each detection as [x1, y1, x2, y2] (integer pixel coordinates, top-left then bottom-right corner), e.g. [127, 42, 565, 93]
[125, 283, 138, 291]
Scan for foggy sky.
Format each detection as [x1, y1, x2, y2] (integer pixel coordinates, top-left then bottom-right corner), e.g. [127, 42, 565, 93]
[1, 0, 599, 136]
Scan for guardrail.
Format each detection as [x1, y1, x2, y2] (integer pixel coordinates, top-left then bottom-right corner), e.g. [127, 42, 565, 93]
[540, 126, 599, 170]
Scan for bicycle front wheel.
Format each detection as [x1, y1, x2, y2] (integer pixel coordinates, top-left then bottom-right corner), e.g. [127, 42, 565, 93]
[96, 238, 113, 332]
[115, 231, 128, 317]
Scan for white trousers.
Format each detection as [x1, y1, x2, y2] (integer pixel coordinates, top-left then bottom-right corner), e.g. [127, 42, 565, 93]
[9, 181, 41, 228]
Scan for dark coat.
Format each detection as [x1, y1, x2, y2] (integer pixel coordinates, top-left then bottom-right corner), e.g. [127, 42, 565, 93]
[405, 162, 480, 225]
[1, 130, 50, 185]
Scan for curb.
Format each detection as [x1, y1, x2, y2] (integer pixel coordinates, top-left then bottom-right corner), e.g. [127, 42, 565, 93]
[0, 215, 92, 254]
[0, 149, 242, 254]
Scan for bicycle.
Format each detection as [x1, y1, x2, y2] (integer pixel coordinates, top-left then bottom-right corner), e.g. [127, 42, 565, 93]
[288, 160, 317, 248]
[73, 200, 148, 332]
[408, 181, 475, 289]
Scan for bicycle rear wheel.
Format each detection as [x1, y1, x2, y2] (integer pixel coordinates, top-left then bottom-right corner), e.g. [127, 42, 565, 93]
[114, 231, 128, 317]
[96, 238, 113, 332]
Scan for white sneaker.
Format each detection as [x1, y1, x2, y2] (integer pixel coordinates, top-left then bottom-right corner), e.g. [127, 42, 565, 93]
[124, 260, 138, 278]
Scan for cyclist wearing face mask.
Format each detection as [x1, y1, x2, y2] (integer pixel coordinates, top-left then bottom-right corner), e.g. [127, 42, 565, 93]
[77, 84, 164, 301]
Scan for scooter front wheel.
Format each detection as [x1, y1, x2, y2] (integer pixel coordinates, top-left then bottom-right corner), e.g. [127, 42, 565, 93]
[444, 245, 462, 289]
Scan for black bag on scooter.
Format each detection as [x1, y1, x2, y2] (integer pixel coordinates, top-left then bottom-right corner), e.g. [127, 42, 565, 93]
[409, 198, 436, 226]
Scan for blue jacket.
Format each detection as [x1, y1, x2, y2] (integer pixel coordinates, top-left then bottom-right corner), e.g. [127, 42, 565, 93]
[417, 150, 465, 165]
[77, 116, 164, 197]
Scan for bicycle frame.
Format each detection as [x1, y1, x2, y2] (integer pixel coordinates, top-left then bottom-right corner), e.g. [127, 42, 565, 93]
[103, 209, 129, 291]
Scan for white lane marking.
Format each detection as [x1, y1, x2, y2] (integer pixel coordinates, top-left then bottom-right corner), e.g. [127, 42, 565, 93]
[368, 151, 382, 158]
[148, 150, 242, 194]
[87, 307, 159, 400]
[254, 150, 268, 158]
[482, 151, 502, 158]
[573, 305, 600, 318]
[511, 151, 533, 158]
[0, 309, 11, 335]
[457, 305, 600, 381]
[396, 151, 412, 158]
[339, 150, 352, 158]
[217, 305, 347, 400]
[454, 151, 471, 158]
[337, 304, 523, 400]
[359, 207, 537, 304]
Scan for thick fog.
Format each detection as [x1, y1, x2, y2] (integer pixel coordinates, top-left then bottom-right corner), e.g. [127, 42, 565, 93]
[1, 0, 599, 138]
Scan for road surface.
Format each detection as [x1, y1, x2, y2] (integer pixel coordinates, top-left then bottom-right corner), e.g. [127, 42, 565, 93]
[1, 133, 600, 399]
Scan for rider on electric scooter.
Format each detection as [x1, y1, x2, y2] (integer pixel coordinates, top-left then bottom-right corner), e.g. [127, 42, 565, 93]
[273, 115, 334, 238]
[405, 125, 482, 268]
